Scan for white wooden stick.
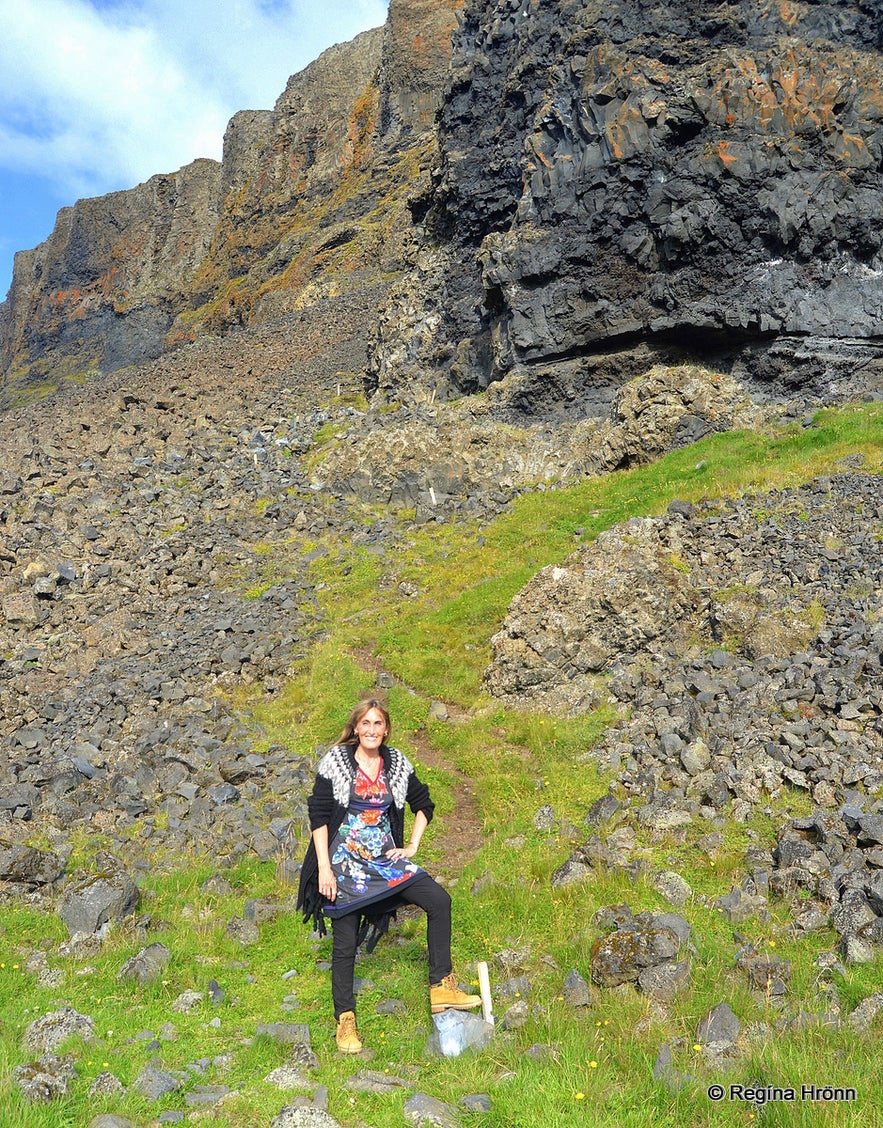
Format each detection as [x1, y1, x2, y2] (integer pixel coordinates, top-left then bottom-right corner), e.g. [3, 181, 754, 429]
[477, 960, 494, 1025]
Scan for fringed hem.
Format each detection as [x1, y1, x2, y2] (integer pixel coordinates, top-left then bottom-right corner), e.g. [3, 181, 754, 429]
[298, 884, 328, 939]
[298, 884, 400, 953]
[359, 906, 397, 953]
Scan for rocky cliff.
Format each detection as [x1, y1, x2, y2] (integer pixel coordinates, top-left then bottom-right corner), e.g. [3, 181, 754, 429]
[4, 0, 883, 414]
[0, 160, 222, 396]
[3, 5, 883, 1117]
[371, 0, 883, 409]
[0, 0, 463, 408]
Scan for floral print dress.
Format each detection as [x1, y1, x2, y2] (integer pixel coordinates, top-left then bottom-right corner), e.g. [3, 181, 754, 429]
[324, 762, 425, 917]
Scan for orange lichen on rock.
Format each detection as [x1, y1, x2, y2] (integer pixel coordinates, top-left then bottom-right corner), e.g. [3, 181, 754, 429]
[347, 86, 379, 169]
[704, 45, 882, 167]
[776, 0, 801, 27]
[713, 140, 739, 166]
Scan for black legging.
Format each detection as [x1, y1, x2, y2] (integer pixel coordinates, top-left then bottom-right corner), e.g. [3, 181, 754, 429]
[330, 874, 452, 1018]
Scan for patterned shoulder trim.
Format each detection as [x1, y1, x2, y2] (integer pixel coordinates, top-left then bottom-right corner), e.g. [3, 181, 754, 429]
[385, 746, 413, 809]
[316, 745, 355, 807]
[317, 744, 413, 809]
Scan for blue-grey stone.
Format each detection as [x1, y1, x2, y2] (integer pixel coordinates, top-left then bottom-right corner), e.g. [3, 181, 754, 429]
[426, 1010, 494, 1058]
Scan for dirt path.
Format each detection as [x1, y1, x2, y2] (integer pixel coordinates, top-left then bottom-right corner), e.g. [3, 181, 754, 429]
[408, 723, 484, 882]
[349, 649, 484, 882]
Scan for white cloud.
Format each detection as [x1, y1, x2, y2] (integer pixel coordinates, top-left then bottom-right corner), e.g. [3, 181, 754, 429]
[0, 0, 388, 197]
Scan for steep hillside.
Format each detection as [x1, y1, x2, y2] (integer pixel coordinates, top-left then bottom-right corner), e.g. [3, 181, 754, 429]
[1, 325, 882, 1124]
[2, 4, 883, 1123]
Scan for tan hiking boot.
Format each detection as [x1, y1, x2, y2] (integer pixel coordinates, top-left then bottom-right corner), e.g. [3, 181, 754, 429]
[430, 973, 483, 1014]
[335, 1010, 362, 1054]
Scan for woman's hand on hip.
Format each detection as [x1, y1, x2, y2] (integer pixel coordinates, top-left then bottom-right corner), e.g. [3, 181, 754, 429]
[318, 864, 337, 901]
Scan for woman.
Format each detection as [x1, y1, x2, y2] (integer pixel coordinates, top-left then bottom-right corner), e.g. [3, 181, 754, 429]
[297, 698, 480, 1053]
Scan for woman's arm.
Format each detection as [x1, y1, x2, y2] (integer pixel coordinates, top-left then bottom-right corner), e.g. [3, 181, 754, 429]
[387, 809, 428, 861]
[312, 824, 337, 902]
[404, 769, 435, 824]
[307, 772, 336, 830]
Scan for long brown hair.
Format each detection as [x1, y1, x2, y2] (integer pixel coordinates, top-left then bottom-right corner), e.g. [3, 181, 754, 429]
[338, 698, 391, 746]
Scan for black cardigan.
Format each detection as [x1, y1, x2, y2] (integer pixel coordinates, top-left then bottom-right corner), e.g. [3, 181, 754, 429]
[296, 742, 434, 950]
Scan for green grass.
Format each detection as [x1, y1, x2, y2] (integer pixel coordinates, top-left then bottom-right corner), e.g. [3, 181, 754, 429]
[2, 399, 882, 1126]
[299, 403, 883, 704]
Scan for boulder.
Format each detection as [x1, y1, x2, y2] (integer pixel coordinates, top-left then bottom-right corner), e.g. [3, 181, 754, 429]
[23, 1008, 96, 1055]
[132, 1065, 183, 1099]
[14, 1055, 76, 1102]
[0, 842, 65, 885]
[696, 1002, 741, 1047]
[591, 926, 680, 987]
[116, 942, 171, 986]
[638, 959, 691, 1002]
[404, 1092, 463, 1126]
[562, 969, 591, 1007]
[2, 591, 44, 625]
[59, 864, 139, 935]
[651, 871, 692, 908]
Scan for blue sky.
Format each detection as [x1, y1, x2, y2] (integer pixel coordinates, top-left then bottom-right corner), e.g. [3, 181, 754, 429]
[0, 0, 389, 301]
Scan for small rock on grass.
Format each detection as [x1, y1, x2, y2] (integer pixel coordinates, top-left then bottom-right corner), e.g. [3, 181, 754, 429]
[651, 871, 692, 907]
[404, 1092, 461, 1127]
[848, 993, 883, 1034]
[23, 1007, 96, 1054]
[272, 1108, 342, 1128]
[562, 969, 590, 1007]
[14, 1055, 76, 1102]
[89, 1115, 135, 1128]
[696, 1002, 740, 1046]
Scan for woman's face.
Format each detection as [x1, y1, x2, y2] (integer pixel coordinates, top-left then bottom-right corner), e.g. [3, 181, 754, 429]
[356, 707, 388, 752]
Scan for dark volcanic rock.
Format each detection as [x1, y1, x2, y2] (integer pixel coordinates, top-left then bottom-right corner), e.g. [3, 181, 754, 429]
[58, 858, 139, 935]
[116, 942, 172, 986]
[14, 1055, 77, 1103]
[372, 0, 883, 407]
[5, 2, 883, 416]
[0, 842, 66, 886]
[697, 1002, 740, 1047]
[591, 915, 681, 987]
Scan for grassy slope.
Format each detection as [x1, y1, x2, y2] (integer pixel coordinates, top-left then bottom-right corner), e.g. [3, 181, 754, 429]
[1, 403, 882, 1127]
